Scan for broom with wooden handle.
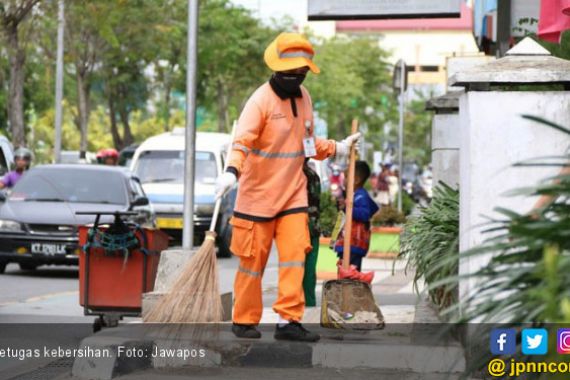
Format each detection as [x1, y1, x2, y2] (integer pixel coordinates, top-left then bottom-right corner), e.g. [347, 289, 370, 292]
[342, 119, 358, 273]
[144, 122, 237, 323]
[341, 119, 358, 312]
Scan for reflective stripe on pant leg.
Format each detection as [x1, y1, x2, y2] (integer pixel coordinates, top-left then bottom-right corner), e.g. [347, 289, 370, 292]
[273, 212, 312, 322]
[232, 219, 274, 324]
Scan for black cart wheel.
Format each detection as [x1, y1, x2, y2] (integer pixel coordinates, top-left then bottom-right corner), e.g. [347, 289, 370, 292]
[0, 262, 6, 274]
[102, 314, 120, 328]
[93, 317, 103, 333]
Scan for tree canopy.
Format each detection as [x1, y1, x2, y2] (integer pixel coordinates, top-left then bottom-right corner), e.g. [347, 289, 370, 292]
[0, 0, 432, 166]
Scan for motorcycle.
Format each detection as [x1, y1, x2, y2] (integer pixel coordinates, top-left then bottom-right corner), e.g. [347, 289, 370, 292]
[329, 167, 344, 201]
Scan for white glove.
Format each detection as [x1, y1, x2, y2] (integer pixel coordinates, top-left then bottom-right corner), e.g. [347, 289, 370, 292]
[215, 172, 237, 199]
[335, 132, 361, 160]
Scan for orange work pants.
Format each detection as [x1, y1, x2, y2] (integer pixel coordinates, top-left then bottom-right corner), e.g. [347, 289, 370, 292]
[230, 212, 312, 324]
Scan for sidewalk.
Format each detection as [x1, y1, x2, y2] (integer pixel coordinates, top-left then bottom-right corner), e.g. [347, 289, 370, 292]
[260, 257, 419, 325]
[61, 257, 465, 380]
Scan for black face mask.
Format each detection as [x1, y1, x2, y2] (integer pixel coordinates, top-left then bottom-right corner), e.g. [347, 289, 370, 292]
[273, 72, 306, 94]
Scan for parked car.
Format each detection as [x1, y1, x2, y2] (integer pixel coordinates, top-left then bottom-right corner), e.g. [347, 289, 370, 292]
[118, 144, 140, 167]
[0, 165, 153, 273]
[0, 135, 14, 177]
[130, 129, 235, 257]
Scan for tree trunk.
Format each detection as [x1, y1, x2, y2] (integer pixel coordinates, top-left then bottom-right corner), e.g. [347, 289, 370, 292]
[163, 84, 172, 132]
[336, 117, 347, 141]
[216, 79, 230, 133]
[6, 24, 26, 147]
[76, 69, 90, 159]
[163, 65, 173, 132]
[108, 96, 122, 149]
[118, 106, 133, 148]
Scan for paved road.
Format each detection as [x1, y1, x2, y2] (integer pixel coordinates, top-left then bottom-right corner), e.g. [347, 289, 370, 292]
[0, 247, 282, 323]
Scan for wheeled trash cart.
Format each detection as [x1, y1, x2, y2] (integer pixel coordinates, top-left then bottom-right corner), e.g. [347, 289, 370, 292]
[77, 211, 169, 331]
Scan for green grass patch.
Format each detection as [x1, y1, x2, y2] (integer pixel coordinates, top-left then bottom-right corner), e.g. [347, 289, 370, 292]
[370, 232, 400, 253]
[316, 244, 338, 272]
[316, 232, 400, 272]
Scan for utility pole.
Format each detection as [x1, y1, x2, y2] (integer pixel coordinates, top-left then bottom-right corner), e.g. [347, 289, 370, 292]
[393, 59, 407, 212]
[398, 60, 406, 211]
[182, 0, 199, 249]
[54, 0, 65, 164]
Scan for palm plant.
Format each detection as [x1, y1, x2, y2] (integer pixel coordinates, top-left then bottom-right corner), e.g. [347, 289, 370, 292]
[399, 182, 459, 311]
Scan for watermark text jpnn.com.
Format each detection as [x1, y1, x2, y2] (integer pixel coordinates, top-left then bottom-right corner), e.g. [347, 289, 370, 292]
[489, 358, 570, 377]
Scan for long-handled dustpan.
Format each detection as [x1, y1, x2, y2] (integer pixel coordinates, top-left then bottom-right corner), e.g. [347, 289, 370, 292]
[321, 119, 385, 330]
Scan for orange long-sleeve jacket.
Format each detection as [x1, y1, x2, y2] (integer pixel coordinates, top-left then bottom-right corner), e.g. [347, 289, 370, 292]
[227, 82, 336, 221]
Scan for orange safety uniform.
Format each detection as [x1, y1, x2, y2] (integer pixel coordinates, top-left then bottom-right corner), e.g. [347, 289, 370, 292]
[228, 82, 336, 324]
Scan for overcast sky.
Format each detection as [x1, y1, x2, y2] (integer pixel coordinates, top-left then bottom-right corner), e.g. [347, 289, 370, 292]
[230, 0, 307, 27]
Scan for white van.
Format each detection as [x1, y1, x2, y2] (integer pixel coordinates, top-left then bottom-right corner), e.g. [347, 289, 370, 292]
[130, 129, 234, 256]
[0, 136, 14, 177]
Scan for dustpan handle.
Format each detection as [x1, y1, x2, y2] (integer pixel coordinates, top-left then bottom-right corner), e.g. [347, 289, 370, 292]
[342, 119, 359, 270]
[209, 121, 238, 232]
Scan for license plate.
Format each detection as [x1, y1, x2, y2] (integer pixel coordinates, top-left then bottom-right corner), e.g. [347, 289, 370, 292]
[31, 243, 67, 255]
[156, 218, 184, 229]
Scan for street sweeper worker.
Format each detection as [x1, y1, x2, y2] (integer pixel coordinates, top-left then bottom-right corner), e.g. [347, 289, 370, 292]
[215, 32, 360, 342]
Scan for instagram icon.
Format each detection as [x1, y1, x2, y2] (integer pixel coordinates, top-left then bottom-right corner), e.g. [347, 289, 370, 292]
[558, 329, 570, 354]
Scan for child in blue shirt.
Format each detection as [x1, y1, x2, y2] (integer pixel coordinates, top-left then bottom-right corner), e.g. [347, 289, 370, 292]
[335, 161, 379, 272]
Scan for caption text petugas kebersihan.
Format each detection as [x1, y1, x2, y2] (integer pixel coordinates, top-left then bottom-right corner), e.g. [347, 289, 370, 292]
[1, 346, 207, 361]
[1, 346, 112, 360]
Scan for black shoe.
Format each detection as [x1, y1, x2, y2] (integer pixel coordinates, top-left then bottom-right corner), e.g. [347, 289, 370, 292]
[274, 321, 320, 342]
[232, 323, 261, 339]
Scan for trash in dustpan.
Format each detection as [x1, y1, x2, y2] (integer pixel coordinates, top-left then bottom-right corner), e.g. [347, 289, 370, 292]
[321, 279, 385, 330]
[320, 119, 384, 331]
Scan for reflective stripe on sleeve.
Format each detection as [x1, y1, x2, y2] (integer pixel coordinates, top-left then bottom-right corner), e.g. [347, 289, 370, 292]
[233, 143, 250, 155]
[251, 149, 305, 159]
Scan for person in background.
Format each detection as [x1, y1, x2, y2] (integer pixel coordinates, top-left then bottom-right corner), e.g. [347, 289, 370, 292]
[0, 148, 33, 190]
[302, 159, 321, 307]
[97, 148, 119, 166]
[387, 165, 399, 205]
[334, 161, 379, 274]
[374, 163, 390, 207]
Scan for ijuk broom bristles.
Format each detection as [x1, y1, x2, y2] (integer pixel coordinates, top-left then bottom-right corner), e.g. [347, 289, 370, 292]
[144, 122, 237, 324]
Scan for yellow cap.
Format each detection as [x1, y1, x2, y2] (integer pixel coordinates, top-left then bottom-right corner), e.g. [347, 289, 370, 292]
[264, 33, 320, 74]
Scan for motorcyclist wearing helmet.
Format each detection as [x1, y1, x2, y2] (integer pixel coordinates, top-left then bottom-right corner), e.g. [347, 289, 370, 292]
[96, 148, 119, 166]
[0, 147, 32, 189]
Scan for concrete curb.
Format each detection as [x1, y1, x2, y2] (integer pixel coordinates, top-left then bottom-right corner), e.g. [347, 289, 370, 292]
[71, 324, 465, 379]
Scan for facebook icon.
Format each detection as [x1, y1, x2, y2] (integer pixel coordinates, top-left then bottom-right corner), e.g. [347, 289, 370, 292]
[490, 329, 517, 355]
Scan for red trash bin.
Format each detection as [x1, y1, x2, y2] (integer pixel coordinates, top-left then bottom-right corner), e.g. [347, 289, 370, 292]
[77, 213, 169, 329]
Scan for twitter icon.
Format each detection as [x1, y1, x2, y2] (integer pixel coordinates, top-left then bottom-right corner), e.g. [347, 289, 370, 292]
[522, 329, 548, 355]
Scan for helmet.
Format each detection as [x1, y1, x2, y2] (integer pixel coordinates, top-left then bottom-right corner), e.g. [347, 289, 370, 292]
[14, 147, 33, 161]
[97, 148, 119, 159]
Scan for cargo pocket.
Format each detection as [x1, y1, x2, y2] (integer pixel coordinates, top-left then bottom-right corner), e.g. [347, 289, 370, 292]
[229, 217, 255, 258]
